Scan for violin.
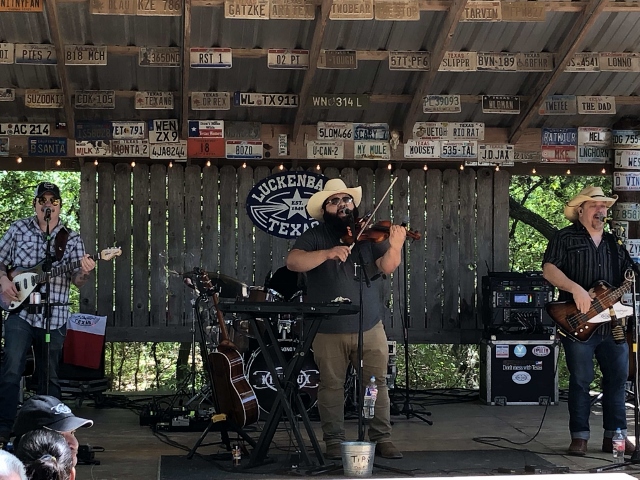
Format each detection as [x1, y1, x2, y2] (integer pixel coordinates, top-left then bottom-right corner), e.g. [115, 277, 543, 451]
[341, 219, 422, 245]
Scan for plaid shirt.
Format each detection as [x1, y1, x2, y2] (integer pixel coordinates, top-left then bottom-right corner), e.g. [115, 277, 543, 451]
[0, 216, 86, 329]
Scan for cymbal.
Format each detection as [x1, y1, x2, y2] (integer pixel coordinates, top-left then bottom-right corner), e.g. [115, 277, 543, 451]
[184, 270, 249, 299]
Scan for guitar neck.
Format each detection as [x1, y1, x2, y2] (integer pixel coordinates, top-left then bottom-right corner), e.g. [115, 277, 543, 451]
[212, 292, 231, 344]
[602, 281, 631, 306]
[34, 252, 98, 284]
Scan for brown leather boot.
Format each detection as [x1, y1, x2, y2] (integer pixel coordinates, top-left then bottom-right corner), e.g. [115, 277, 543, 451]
[568, 438, 588, 456]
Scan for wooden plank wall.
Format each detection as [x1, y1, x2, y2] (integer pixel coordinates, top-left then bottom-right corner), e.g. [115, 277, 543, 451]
[79, 163, 509, 344]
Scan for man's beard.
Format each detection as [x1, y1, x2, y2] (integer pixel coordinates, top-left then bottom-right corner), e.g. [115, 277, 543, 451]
[323, 206, 359, 236]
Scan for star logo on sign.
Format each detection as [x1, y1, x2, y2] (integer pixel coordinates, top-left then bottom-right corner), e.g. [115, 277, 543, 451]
[282, 189, 309, 220]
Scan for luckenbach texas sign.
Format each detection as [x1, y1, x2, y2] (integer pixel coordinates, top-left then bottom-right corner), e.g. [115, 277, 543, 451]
[246, 171, 327, 239]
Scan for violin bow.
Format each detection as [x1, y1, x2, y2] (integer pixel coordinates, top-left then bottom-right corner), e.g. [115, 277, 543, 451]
[348, 176, 398, 252]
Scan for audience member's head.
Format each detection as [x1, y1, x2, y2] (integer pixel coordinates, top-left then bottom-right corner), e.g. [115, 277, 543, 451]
[13, 396, 92, 467]
[15, 430, 74, 480]
[0, 450, 27, 480]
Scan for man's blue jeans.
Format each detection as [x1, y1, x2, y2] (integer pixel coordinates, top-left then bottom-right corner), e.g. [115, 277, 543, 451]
[561, 332, 628, 440]
[0, 314, 65, 437]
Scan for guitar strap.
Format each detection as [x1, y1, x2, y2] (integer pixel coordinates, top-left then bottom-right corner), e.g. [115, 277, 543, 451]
[54, 227, 69, 262]
[606, 232, 626, 340]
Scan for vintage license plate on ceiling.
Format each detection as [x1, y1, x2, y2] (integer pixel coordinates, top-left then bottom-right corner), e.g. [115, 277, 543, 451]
[267, 49, 309, 69]
[482, 96, 520, 114]
[270, 0, 315, 19]
[111, 140, 150, 157]
[513, 150, 541, 162]
[404, 139, 440, 158]
[191, 92, 231, 110]
[477, 52, 517, 71]
[479, 144, 513, 163]
[449, 122, 484, 140]
[225, 121, 261, 139]
[542, 128, 577, 146]
[137, 0, 182, 15]
[134, 91, 174, 109]
[375, 0, 420, 20]
[148, 119, 179, 143]
[577, 127, 611, 146]
[413, 122, 449, 139]
[611, 221, 628, 241]
[613, 203, 640, 221]
[24, 90, 64, 108]
[15, 44, 56, 64]
[0, 43, 14, 64]
[317, 122, 353, 140]
[308, 94, 369, 108]
[112, 121, 146, 140]
[541, 145, 577, 163]
[578, 146, 611, 164]
[75, 90, 115, 109]
[439, 51, 477, 71]
[353, 123, 389, 141]
[226, 140, 264, 159]
[329, 0, 373, 19]
[139, 47, 181, 67]
[599, 52, 640, 72]
[615, 150, 640, 170]
[0, 0, 43, 11]
[233, 92, 299, 108]
[0, 88, 15, 102]
[150, 141, 187, 160]
[538, 95, 577, 115]
[354, 141, 390, 160]
[188, 120, 224, 138]
[614, 171, 640, 191]
[625, 239, 640, 258]
[441, 140, 477, 158]
[187, 138, 225, 158]
[565, 52, 599, 72]
[516, 52, 554, 72]
[612, 130, 640, 149]
[75, 121, 112, 141]
[75, 140, 111, 156]
[461, 1, 501, 21]
[28, 137, 67, 157]
[423, 95, 461, 113]
[90, 0, 136, 14]
[388, 51, 430, 71]
[307, 141, 344, 159]
[190, 48, 232, 68]
[577, 96, 616, 115]
[64, 45, 107, 65]
[318, 50, 357, 69]
[0, 123, 50, 136]
[500, 1, 545, 21]
[225, 0, 269, 18]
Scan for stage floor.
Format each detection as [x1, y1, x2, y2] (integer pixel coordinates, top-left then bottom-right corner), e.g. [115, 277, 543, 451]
[69, 391, 640, 479]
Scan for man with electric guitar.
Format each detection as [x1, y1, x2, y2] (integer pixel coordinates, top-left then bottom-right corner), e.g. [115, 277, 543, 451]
[543, 186, 634, 457]
[0, 182, 96, 446]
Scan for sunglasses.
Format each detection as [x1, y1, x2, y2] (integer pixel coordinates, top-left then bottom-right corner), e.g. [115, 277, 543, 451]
[325, 196, 354, 206]
[36, 197, 60, 206]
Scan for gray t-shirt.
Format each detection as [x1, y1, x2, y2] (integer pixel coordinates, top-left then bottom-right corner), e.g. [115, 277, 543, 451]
[292, 223, 388, 334]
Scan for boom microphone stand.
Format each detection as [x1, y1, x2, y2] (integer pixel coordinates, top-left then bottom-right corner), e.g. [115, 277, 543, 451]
[42, 207, 53, 396]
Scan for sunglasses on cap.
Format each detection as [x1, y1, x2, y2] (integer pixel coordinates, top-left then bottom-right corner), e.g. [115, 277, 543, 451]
[36, 197, 60, 206]
[325, 196, 354, 206]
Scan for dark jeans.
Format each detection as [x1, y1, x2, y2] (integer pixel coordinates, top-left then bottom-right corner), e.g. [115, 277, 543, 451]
[561, 332, 628, 440]
[0, 314, 65, 437]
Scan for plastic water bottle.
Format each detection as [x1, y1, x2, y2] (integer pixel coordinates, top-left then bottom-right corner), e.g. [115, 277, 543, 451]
[363, 376, 378, 419]
[612, 428, 626, 464]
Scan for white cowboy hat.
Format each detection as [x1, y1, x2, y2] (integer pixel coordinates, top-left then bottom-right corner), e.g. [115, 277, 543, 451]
[307, 178, 362, 221]
[564, 186, 618, 222]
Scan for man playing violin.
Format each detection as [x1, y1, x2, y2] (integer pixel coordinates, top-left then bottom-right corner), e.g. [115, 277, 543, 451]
[286, 178, 405, 460]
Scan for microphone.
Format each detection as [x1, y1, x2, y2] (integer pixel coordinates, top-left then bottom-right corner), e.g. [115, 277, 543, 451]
[340, 207, 353, 217]
[44, 207, 51, 221]
[595, 213, 612, 222]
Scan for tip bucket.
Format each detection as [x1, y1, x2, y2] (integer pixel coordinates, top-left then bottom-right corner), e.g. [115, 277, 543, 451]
[340, 441, 375, 477]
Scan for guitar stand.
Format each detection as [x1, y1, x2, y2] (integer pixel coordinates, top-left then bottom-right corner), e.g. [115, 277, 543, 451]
[186, 414, 256, 459]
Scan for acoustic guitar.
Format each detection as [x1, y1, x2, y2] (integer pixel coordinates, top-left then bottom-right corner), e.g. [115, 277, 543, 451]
[546, 279, 633, 342]
[196, 269, 258, 427]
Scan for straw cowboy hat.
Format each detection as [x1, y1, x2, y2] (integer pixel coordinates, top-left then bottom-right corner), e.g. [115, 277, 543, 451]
[564, 186, 618, 222]
[307, 178, 362, 221]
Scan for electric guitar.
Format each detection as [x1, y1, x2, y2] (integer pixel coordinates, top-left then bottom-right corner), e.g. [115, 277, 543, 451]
[546, 279, 633, 342]
[0, 247, 122, 312]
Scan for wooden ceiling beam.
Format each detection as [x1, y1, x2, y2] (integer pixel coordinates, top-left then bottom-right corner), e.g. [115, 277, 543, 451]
[402, 0, 467, 138]
[181, 0, 192, 140]
[44, 0, 75, 139]
[508, 0, 609, 144]
[292, 0, 332, 143]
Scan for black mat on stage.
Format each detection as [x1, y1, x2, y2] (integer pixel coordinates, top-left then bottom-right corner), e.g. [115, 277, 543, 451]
[159, 449, 555, 478]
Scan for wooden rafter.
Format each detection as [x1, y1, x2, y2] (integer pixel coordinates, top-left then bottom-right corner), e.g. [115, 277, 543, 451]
[402, 0, 467, 137]
[508, 0, 609, 144]
[44, 0, 75, 139]
[292, 0, 333, 142]
[181, 0, 193, 140]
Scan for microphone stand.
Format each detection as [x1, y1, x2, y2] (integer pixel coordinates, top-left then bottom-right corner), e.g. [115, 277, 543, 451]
[42, 208, 53, 396]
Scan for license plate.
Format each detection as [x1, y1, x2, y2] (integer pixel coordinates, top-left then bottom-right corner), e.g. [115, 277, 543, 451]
[388, 51, 430, 71]
[317, 122, 353, 140]
[613, 202, 640, 221]
[626, 239, 640, 257]
[112, 121, 146, 140]
[612, 130, 640, 149]
[441, 140, 477, 158]
[190, 48, 232, 68]
[267, 49, 309, 69]
[0, 123, 50, 135]
[423, 95, 460, 113]
[233, 92, 299, 108]
[353, 123, 389, 141]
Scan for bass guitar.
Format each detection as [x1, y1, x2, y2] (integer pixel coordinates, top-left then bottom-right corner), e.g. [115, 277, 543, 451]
[196, 269, 258, 427]
[0, 247, 122, 312]
[546, 279, 633, 342]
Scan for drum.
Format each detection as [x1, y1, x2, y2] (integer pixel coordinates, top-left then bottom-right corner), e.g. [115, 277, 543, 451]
[246, 340, 319, 414]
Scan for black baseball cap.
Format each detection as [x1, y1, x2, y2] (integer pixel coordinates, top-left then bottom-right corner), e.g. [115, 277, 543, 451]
[34, 182, 61, 200]
[13, 396, 93, 438]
